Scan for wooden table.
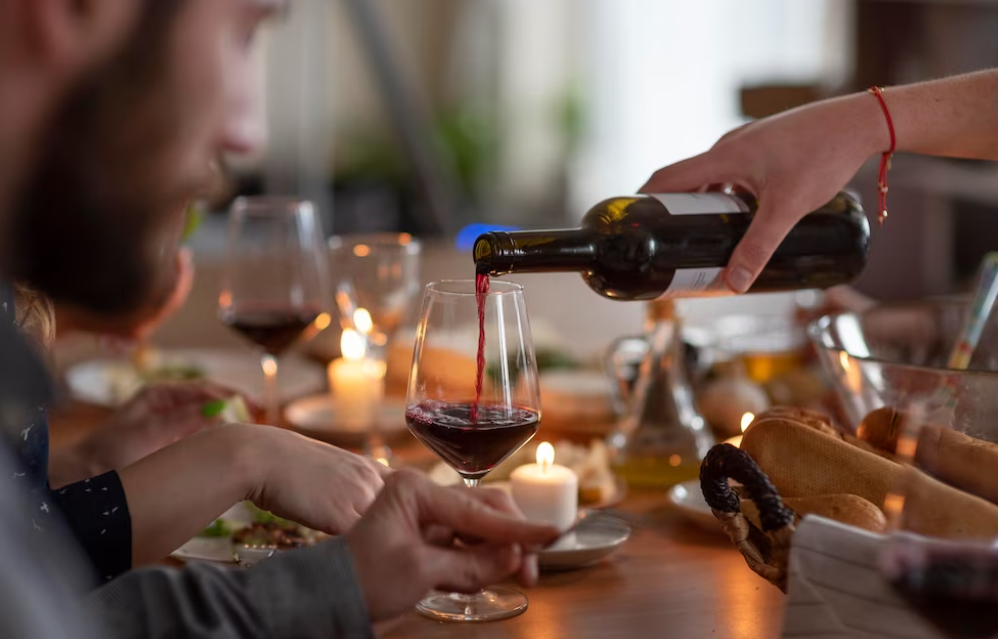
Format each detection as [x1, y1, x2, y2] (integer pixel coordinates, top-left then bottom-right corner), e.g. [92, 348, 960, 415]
[50, 399, 787, 639]
[387, 489, 785, 639]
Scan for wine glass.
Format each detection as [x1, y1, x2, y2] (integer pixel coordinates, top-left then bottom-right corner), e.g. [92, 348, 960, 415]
[405, 279, 541, 622]
[219, 197, 328, 424]
[328, 233, 421, 459]
[879, 394, 998, 639]
[327, 233, 421, 348]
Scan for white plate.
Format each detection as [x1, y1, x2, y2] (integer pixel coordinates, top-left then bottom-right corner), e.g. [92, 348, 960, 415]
[667, 479, 723, 534]
[283, 395, 408, 444]
[171, 503, 327, 566]
[66, 349, 325, 408]
[538, 514, 631, 571]
[171, 503, 254, 564]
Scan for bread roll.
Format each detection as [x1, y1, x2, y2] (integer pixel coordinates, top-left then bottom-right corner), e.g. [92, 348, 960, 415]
[741, 415, 998, 539]
[741, 494, 887, 534]
[916, 426, 998, 507]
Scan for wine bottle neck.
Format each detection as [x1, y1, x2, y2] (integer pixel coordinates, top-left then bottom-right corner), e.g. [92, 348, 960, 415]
[474, 230, 596, 275]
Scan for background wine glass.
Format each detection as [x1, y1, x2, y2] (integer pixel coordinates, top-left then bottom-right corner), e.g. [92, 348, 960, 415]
[328, 233, 421, 459]
[219, 197, 328, 424]
[327, 233, 421, 348]
[405, 279, 541, 622]
[878, 393, 998, 639]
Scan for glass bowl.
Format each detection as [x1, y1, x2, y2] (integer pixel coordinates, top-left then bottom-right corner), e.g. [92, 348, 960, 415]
[808, 299, 998, 433]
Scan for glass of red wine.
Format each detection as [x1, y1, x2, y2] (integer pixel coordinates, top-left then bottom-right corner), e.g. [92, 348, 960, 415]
[879, 397, 998, 638]
[219, 197, 328, 424]
[405, 278, 541, 622]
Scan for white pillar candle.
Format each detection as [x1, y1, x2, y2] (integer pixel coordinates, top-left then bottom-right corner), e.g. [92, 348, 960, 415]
[328, 329, 384, 432]
[510, 442, 578, 532]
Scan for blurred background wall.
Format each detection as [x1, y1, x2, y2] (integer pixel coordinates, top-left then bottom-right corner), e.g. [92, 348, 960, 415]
[210, 0, 998, 303]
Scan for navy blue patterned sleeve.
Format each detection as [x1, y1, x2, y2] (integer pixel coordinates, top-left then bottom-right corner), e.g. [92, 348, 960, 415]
[2, 282, 132, 582]
[51, 473, 132, 581]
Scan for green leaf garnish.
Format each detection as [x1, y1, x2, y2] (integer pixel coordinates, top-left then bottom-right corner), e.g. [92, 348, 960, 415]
[201, 400, 227, 418]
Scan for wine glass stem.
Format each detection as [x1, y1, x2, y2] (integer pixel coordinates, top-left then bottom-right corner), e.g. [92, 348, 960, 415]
[261, 354, 279, 425]
[463, 478, 482, 488]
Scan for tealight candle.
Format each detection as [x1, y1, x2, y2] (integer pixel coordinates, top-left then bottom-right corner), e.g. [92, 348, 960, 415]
[327, 329, 384, 432]
[510, 442, 578, 532]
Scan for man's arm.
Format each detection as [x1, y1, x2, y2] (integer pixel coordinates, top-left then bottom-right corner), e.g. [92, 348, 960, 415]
[84, 539, 374, 639]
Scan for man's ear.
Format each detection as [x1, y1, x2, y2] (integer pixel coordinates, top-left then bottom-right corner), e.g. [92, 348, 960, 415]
[22, 0, 136, 74]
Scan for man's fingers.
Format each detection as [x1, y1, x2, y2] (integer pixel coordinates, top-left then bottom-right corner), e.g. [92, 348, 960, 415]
[639, 152, 727, 194]
[417, 483, 559, 547]
[723, 202, 798, 293]
[425, 543, 523, 594]
[474, 487, 524, 519]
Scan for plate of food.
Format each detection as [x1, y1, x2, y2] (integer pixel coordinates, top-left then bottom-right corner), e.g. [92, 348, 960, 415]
[171, 502, 328, 566]
[66, 347, 325, 408]
[427, 438, 626, 510]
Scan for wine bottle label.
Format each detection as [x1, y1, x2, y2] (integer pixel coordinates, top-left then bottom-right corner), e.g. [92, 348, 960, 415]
[658, 267, 732, 299]
[652, 193, 750, 215]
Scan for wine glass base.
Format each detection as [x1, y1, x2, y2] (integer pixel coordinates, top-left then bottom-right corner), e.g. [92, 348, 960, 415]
[415, 587, 528, 622]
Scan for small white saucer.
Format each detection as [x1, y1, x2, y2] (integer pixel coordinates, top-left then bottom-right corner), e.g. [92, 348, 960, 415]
[284, 395, 408, 445]
[667, 479, 724, 534]
[538, 514, 631, 571]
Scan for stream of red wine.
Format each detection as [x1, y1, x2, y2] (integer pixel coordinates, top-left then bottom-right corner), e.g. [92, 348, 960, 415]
[472, 270, 489, 422]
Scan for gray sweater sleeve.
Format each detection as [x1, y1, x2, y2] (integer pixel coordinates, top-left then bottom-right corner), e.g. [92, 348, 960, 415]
[83, 538, 375, 639]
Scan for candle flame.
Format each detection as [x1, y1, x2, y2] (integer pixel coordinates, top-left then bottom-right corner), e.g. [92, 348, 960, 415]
[741, 412, 754, 433]
[262, 358, 277, 376]
[340, 329, 366, 361]
[536, 442, 554, 473]
[354, 308, 374, 334]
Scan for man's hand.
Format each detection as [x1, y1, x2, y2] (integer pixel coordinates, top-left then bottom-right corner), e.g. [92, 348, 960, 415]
[345, 470, 560, 622]
[246, 429, 393, 535]
[51, 382, 247, 487]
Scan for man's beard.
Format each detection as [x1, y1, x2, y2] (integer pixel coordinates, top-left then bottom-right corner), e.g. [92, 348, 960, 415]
[5, 1, 193, 316]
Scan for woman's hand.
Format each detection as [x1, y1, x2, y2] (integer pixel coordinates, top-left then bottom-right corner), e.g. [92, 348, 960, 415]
[51, 382, 247, 487]
[246, 428, 393, 535]
[640, 92, 889, 293]
[119, 424, 393, 566]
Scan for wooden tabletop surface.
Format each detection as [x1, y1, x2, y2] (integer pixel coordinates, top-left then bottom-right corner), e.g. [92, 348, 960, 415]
[387, 488, 785, 639]
[49, 398, 787, 639]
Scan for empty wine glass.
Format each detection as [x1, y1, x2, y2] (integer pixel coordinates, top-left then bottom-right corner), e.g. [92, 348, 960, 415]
[219, 197, 328, 424]
[327, 233, 420, 345]
[328, 233, 421, 458]
[405, 279, 541, 622]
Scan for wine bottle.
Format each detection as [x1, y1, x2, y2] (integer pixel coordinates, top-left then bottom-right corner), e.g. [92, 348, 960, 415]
[473, 191, 870, 299]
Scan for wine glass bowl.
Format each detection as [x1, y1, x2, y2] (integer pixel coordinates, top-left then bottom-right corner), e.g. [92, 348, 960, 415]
[327, 233, 421, 348]
[219, 197, 328, 424]
[405, 279, 541, 622]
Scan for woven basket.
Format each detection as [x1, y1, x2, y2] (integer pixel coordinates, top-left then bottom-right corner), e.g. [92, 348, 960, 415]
[699, 443, 796, 592]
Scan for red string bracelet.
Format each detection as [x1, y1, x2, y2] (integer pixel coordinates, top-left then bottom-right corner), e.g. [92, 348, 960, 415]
[867, 86, 895, 226]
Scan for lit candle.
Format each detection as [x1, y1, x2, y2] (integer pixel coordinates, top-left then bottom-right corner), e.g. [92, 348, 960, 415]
[327, 328, 385, 432]
[724, 412, 755, 448]
[510, 442, 578, 532]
